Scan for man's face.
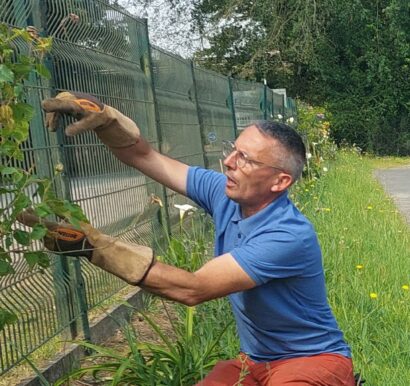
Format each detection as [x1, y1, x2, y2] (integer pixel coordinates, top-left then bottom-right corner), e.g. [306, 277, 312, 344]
[223, 125, 290, 216]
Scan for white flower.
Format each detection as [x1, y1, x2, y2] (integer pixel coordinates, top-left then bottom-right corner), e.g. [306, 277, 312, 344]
[323, 167, 328, 172]
[306, 153, 312, 159]
[277, 114, 283, 120]
[286, 117, 294, 124]
[174, 204, 197, 220]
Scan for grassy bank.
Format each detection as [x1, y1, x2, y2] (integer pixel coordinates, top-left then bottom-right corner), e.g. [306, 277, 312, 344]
[294, 150, 410, 385]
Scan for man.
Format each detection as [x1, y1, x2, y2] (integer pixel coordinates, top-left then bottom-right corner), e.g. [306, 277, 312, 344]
[22, 92, 355, 385]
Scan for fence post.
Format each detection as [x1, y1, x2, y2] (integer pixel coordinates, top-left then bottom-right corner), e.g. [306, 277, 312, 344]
[32, 0, 90, 341]
[141, 19, 172, 236]
[190, 61, 208, 168]
[263, 79, 268, 120]
[228, 77, 238, 138]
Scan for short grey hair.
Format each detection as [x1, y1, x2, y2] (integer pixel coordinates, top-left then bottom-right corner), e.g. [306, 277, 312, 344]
[252, 120, 306, 181]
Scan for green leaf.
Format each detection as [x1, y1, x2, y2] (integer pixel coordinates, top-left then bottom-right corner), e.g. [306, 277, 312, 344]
[5, 235, 13, 249]
[0, 260, 15, 275]
[11, 103, 34, 121]
[12, 63, 32, 78]
[1, 166, 18, 176]
[35, 63, 51, 79]
[0, 64, 14, 82]
[14, 193, 31, 213]
[35, 179, 51, 200]
[25, 252, 50, 269]
[13, 84, 24, 98]
[0, 309, 17, 331]
[34, 203, 52, 217]
[14, 229, 31, 246]
[24, 251, 39, 269]
[31, 224, 48, 240]
[64, 201, 88, 222]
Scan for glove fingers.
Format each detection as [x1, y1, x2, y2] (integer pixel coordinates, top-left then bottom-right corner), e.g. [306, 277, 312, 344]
[42, 98, 86, 114]
[65, 114, 103, 136]
[45, 111, 61, 132]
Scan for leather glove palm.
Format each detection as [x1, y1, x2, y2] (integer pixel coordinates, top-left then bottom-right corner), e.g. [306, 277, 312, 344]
[17, 211, 154, 285]
[42, 91, 140, 148]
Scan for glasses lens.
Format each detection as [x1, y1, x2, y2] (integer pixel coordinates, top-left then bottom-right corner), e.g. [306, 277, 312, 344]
[236, 151, 247, 168]
[222, 141, 235, 158]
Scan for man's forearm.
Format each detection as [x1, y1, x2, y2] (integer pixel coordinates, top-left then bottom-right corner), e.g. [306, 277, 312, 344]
[140, 261, 208, 306]
[110, 137, 189, 195]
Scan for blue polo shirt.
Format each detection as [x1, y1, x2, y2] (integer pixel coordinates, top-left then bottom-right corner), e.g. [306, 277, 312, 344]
[187, 166, 351, 361]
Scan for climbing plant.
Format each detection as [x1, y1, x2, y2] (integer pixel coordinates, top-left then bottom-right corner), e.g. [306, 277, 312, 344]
[0, 24, 87, 330]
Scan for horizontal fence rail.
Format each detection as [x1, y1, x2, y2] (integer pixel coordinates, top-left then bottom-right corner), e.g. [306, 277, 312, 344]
[0, 0, 298, 376]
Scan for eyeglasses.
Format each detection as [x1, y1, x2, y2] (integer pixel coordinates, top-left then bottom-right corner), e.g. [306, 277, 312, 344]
[222, 140, 286, 173]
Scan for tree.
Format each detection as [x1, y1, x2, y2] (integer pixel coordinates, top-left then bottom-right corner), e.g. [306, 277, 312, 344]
[115, 0, 206, 58]
[191, 0, 410, 155]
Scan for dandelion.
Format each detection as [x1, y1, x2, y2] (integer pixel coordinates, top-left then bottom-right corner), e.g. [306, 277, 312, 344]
[402, 285, 409, 291]
[356, 264, 364, 270]
[370, 292, 378, 299]
[367, 205, 373, 210]
[324, 208, 331, 212]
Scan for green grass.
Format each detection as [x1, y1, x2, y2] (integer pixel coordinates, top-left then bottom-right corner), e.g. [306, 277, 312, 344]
[293, 150, 410, 385]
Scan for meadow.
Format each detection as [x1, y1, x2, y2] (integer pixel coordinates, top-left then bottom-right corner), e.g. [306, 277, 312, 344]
[49, 150, 410, 386]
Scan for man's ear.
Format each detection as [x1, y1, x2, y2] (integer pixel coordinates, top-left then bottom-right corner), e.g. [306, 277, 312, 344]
[270, 173, 293, 193]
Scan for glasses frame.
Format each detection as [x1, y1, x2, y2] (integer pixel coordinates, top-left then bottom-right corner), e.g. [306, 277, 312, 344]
[222, 140, 287, 173]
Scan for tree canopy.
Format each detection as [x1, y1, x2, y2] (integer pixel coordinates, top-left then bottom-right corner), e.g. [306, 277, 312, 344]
[192, 0, 410, 155]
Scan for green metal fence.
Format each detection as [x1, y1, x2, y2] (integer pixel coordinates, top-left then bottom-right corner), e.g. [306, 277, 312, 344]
[0, 0, 298, 376]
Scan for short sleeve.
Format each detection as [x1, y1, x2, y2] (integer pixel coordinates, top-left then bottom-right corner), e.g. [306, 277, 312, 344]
[187, 166, 226, 215]
[231, 230, 306, 285]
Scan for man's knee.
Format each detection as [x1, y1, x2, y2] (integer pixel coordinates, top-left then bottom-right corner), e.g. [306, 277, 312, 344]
[195, 358, 257, 386]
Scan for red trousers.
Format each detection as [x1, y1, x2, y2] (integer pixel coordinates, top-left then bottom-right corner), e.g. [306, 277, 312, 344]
[196, 353, 355, 386]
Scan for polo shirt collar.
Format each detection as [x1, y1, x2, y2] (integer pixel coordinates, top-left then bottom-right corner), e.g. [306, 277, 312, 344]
[231, 190, 289, 234]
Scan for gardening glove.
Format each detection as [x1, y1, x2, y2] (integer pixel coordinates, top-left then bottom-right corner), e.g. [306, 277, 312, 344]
[42, 91, 140, 148]
[17, 210, 154, 285]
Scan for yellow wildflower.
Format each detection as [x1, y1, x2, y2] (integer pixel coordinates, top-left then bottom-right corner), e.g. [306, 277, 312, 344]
[324, 208, 331, 212]
[370, 292, 378, 299]
[367, 205, 373, 210]
[356, 264, 364, 270]
[402, 285, 409, 291]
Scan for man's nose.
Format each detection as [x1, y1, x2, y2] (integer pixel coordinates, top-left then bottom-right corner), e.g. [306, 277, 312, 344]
[223, 151, 237, 169]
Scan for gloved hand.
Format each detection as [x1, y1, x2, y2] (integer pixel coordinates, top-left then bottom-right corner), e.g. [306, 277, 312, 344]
[17, 211, 154, 285]
[42, 91, 140, 148]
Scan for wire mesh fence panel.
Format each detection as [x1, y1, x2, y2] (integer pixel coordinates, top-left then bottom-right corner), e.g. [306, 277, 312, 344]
[150, 47, 205, 224]
[0, 0, 296, 377]
[231, 79, 265, 131]
[45, 0, 162, 310]
[272, 90, 285, 121]
[0, 0, 161, 375]
[285, 97, 298, 127]
[193, 66, 235, 172]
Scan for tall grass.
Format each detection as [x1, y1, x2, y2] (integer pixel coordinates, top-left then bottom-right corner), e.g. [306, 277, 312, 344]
[53, 150, 409, 385]
[294, 150, 410, 385]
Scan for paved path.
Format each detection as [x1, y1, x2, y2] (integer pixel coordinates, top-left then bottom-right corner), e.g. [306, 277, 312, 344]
[374, 166, 410, 225]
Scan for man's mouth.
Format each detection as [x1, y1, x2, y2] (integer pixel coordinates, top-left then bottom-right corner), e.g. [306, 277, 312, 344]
[225, 174, 237, 188]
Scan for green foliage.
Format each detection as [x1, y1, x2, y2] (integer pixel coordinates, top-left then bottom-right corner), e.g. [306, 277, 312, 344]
[193, 0, 410, 155]
[291, 152, 410, 384]
[0, 24, 87, 328]
[296, 102, 337, 181]
[55, 215, 235, 385]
